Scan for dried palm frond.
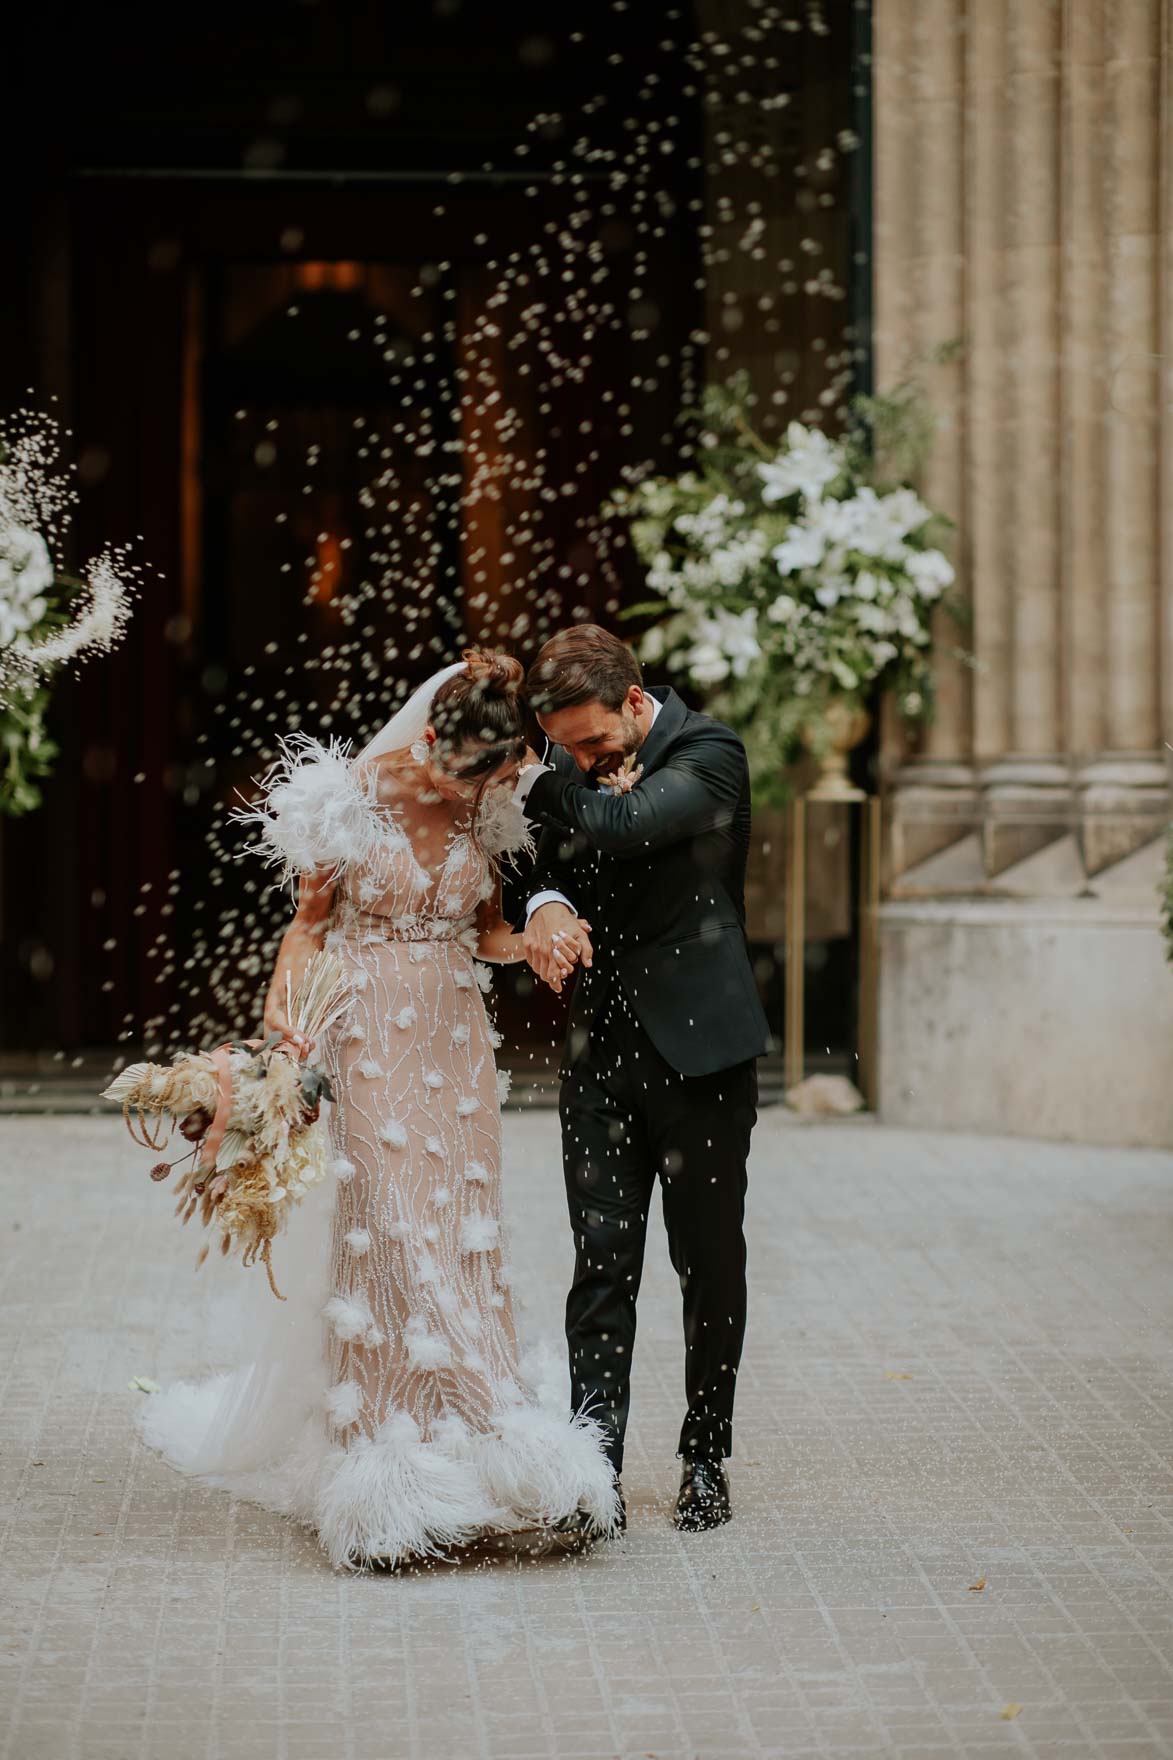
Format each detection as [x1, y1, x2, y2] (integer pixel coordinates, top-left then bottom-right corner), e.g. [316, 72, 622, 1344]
[289, 950, 350, 1043]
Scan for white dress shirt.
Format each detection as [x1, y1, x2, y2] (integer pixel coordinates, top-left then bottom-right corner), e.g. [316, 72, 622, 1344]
[516, 695, 662, 923]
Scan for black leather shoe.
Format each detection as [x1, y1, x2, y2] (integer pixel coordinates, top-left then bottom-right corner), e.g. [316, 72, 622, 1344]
[549, 1482, 626, 1549]
[673, 1456, 732, 1531]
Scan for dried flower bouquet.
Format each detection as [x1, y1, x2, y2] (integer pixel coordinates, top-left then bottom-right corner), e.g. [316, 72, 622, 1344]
[103, 953, 349, 1298]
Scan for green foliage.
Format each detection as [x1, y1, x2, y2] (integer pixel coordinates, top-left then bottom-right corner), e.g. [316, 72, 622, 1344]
[0, 574, 78, 819]
[846, 360, 947, 488]
[0, 684, 58, 817]
[707, 671, 814, 806]
[1162, 825, 1173, 965]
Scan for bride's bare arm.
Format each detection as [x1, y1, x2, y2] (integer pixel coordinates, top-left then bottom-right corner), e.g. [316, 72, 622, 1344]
[474, 882, 528, 965]
[262, 868, 337, 1051]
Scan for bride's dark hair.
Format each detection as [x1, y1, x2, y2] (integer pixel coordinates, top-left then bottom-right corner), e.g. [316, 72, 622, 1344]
[428, 647, 527, 778]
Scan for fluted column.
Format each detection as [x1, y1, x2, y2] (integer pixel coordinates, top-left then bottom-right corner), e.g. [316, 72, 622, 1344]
[977, 0, 1073, 874]
[1162, 0, 1173, 747]
[1061, 0, 1108, 759]
[875, 0, 978, 877]
[958, 0, 1010, 782]
[1076, 0, 1168, 870]
[1103, 1, 1161, 750]
[876, 0, 1171, 890]
[1007, 2, 1063, 757]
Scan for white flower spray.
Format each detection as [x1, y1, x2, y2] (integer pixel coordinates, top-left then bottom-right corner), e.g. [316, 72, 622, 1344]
[605, 377, 960, 798]
[0, 405, 141, 814]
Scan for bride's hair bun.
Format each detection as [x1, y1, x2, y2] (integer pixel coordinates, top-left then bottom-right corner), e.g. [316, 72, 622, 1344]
[462, 647, 524, 697]
[428, 648, 527, 778]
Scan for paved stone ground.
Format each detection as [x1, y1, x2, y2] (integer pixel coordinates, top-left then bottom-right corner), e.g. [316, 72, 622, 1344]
[1, 1111, 1172, 1760]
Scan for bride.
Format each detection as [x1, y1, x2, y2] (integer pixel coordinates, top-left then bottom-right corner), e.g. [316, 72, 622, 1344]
[139, 650, 619, 1570]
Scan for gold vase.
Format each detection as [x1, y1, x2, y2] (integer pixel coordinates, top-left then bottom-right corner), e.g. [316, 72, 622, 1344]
[804, 698, 870, 802]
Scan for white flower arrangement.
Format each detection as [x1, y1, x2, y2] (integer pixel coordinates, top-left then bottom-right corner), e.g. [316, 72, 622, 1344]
[0, 406, 137, 815]
[606, 378, 958, 801]
[0, 521, 53, 646]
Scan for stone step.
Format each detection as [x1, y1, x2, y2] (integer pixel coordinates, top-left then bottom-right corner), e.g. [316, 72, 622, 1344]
[0, 1053, 800, 1114]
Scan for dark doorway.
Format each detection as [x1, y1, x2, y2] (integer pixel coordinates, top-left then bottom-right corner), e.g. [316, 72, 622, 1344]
[3, 111, 702, 1052]
[3, 0, 867, 1071]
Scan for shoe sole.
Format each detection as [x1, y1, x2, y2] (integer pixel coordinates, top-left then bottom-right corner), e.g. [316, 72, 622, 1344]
[673, 1509, 733, 1532]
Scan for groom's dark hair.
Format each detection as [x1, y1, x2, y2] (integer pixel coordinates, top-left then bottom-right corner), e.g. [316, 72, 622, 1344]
[527, 624, 642, 716]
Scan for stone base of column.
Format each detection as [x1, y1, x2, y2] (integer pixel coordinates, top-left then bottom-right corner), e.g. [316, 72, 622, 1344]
[885, 760, 980, 885]
[886, 752, 1170, 897]
[877, 751, 1171, 1144]
[878, 895, 1173, 1147]
[978, 757, 1073, 878]
[1077, 752, 1171, 875]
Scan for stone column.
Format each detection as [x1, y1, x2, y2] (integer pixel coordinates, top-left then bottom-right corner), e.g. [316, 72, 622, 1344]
[1163, 0, 1173, 736]
[1076, 0, 1169, 872]
[875, 0, 1171, 891]
[1061, 0, 1109, 762]
[874, 0, 979, 880]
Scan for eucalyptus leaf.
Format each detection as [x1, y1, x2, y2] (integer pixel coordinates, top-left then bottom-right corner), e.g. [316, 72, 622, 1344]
[298, 1066, 335, 1108]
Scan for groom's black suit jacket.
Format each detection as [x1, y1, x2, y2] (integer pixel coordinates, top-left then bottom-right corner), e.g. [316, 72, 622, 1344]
[519, 687, 771, 1078]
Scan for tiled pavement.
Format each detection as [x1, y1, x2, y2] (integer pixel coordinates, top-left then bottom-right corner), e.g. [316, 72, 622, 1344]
[1, 1110, 1172, 1760]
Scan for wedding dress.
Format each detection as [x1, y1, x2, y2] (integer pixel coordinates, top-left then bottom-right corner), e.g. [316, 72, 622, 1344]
[139, 674, 618, 1570]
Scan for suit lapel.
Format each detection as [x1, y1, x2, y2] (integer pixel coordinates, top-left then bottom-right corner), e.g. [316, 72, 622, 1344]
[636, 686, 688, 778]
[594, 688, 686, 907]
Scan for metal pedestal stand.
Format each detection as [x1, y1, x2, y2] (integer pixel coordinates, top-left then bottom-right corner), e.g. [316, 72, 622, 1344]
[783, 790, 882, 1108]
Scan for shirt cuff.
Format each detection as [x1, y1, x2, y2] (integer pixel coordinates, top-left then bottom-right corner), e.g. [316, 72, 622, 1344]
[526, 889, 573, 922]
[512, 762, 552, 808]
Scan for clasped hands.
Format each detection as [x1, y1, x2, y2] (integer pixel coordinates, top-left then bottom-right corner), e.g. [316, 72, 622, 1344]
[522, 901, 593, 996]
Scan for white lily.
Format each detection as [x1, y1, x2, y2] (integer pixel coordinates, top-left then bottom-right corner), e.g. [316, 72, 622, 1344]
[757, 422, 844, 504]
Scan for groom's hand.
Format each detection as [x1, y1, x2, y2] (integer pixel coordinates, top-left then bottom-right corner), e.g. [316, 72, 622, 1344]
[524, 902, 593, 995]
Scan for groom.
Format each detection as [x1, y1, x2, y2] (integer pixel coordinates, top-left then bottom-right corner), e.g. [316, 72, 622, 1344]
[512, 624, 770, 1535]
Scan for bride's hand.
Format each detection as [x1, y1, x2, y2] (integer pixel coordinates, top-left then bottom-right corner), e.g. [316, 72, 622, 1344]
[262, 998, 312, 1058]
[523, 903, 593, 994]
[553, 918, 594, 987]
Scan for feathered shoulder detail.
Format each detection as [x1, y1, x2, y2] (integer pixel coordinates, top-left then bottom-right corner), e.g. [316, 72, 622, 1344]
[475, 785, 536, 867]
[234, 734, 406, 887]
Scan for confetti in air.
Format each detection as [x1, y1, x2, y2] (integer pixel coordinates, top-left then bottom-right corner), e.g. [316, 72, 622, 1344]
[100, 4, 865, 1061]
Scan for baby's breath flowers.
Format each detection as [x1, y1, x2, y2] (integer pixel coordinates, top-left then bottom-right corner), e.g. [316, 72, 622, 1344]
[0, 405, 138, 815]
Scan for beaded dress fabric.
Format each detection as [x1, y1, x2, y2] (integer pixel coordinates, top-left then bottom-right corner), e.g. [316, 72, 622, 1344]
[139, 737, 618, 1570]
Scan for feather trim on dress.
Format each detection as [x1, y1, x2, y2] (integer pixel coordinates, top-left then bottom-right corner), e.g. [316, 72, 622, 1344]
[138, 1347, 621, 1572]
[475, 786, 536, 866]
[314, 1416, 506, 1569]
[312, 1384, 618, 1568]
[234, 734, 403, 886]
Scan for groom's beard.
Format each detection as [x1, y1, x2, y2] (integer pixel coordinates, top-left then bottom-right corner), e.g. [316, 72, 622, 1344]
[589, 710, 644, 779]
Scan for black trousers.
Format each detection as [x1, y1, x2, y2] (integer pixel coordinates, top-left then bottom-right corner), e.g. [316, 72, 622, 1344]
[559, 981, 757, 1475]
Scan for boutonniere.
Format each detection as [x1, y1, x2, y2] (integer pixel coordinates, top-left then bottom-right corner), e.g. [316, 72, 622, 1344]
[597, 755, 644, 794]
